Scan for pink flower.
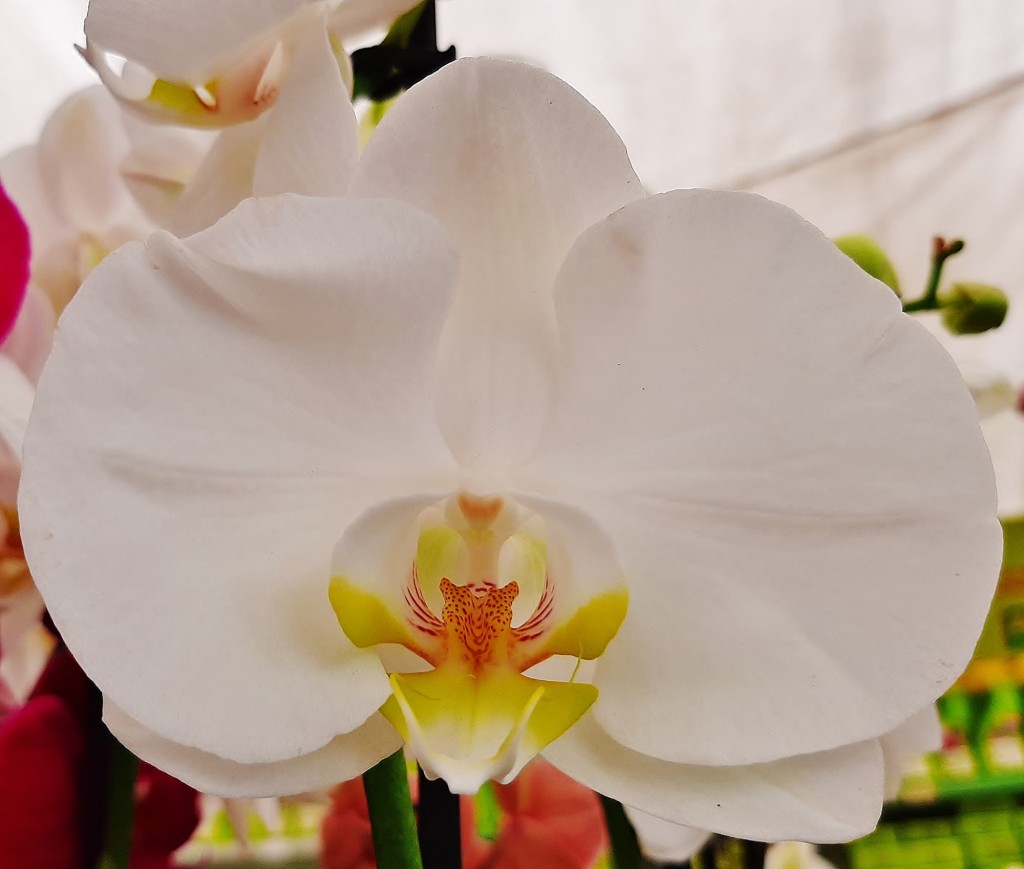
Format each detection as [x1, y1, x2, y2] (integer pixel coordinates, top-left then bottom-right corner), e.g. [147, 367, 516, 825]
[321, 759, 606, 869]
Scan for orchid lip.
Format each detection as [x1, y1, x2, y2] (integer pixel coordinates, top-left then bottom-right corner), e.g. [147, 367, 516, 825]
[330, 490, 628, 791]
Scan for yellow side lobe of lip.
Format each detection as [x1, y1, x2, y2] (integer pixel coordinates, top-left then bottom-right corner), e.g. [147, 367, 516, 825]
[329, 576, 414, 649]
[540, 587, 629, 660]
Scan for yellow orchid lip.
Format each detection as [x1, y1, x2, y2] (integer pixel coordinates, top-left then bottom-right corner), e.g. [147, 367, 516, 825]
[330, 491, 628, 792]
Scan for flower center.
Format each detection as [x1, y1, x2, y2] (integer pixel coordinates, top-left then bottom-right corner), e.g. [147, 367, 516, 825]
[330, 491, 628, 793]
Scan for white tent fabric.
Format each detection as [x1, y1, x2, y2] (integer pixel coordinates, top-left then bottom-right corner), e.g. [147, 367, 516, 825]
[438, 0, 1024, 191]
[0, 0, 92, 153]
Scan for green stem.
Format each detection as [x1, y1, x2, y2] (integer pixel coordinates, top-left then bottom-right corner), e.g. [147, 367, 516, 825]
[600, 795, 643, 869]
[902, 237, 965, 312]
[363, 750, 424, 869]
[98, 737, 139, 869]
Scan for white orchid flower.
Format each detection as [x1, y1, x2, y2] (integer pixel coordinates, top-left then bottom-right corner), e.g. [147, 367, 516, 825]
[82, 0, 421, 128]
[19, 60, 1001, 843]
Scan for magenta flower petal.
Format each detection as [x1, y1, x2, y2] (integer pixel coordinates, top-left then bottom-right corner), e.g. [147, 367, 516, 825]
[0, 183, 30, 343]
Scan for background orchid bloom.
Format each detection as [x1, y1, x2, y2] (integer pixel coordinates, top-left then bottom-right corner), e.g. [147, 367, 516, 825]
[81, 0, 419, 127]
[83, 0, 371, 236]
[0, 86, 205, 368]
[19, 59, 1001, 844]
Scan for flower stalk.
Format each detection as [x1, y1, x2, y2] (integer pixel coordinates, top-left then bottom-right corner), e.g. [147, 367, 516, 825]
[362, 750, 423, 869]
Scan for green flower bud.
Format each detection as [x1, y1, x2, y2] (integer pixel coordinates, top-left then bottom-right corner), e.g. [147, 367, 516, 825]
[834, 234, 901, 296]
[938, 282, 1009, 334]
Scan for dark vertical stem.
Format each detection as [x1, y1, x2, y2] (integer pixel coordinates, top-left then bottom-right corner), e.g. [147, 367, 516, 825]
[739, 839, 768, 869]
[418, 767, 462, 869]
[600, 795, 643, 869]
[818, 844, 852, 869]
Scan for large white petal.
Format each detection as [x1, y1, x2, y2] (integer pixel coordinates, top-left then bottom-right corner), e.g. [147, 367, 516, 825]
[351, 58, 643, 471]
[525, 190, 1001, 766]
[544, 715, 883, 843]
[252, 22, 358, 199]
[20, 195, 460, 763]
[105, 700, 402, 798]
[85, 0, 314, 81]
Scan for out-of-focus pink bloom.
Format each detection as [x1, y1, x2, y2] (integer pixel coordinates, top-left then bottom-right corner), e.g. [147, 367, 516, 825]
[321, 759, 606, 869]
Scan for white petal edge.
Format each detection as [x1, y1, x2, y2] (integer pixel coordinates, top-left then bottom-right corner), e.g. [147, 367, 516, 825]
[105, 700, 402, 798]
[544, 715, 884, 843]
[20, 195, 460, 763]
[523, 189, 1001, 765]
